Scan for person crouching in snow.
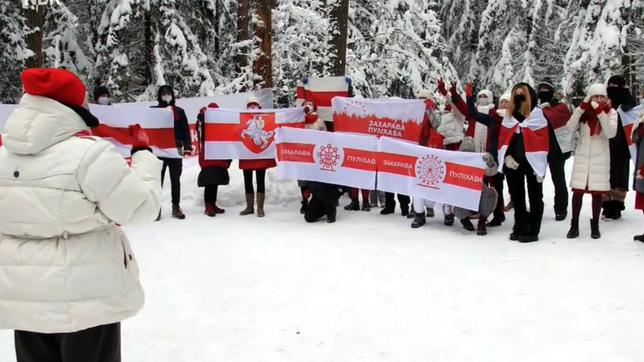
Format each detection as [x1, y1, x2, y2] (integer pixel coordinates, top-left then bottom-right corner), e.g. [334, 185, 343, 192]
[298, 100, 326, 214]
[303, 181, 341, 223]
[633, 113, 644, 242]
[454, 137, 499, 235]
[564, 84, 618, 239]
[196, 103, 232, 217]
[239, 96, 276, 217]
[0, 68, 162, 361]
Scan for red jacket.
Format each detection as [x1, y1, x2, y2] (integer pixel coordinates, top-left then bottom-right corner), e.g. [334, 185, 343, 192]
[418, 100, 444, 149]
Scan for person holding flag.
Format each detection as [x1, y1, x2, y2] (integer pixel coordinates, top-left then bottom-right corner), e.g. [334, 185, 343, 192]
[498, 83, 550, 242]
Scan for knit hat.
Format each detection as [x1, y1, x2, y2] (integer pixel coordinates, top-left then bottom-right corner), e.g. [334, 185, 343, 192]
[499, 93, 511, 103]
[477, 89, 493, 100]
[21, 68, 86, 107]
[607, 75, 626, 88]
[93, 85, 110, 102]
[586, 83, 607, 98]
[246, 96, 261, 109]
[416, 89, 433, 100]
[537, 78, 555, 93]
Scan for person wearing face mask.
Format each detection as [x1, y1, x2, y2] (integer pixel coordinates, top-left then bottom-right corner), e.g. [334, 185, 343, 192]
[564, 84, 618, 239]
[151, 85, 193, 220]
[0, 68, 162, 362]
[466, 83, 511, 227]
[93, 85, 112, 105]
[538, 79, 573, 221]
[498, 83, 550, 242]
[603, 75, 637, 220]
[239, 97, 276, 217]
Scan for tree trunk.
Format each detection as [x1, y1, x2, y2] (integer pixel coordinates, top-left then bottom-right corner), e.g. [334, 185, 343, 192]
[144, 7, 153, 85]
[236, 0, 250, 77]
[253, 0, 273, 88]
[23, 5, 45, 68]
[328, 0, 349, 76]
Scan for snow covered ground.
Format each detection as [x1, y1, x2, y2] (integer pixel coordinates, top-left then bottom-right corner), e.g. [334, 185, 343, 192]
[2, 159, 644, 361]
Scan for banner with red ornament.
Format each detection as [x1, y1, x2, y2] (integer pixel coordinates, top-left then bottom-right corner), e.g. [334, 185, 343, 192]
[204, 107, 306, 160]
[332, 97, 425, 142]
[275, 127, 378, 190]
[376, 136, 486, 211]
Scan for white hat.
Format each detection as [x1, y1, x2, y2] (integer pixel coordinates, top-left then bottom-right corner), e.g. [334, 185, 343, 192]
[246, 96, 261, 108]
[586, 83, 607, 97]
[416, 89, 433, 100]
[499, 93, 511, 102]
[477, 89, 494, 100]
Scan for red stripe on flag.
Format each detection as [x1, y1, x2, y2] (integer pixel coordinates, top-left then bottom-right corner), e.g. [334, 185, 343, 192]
[205, 123, 241, 142]
[523, 126, 549, 153]
[93, 125, 177, 149]
[444, 162, 484, 191]
[296, 86, 305, 100]
[333, 112, 422, 142]
[625, 123, 634, 146]
[277, 143, 316, 163]
[306, 90, 349, 107]
[377, 152, 418, 177]
[341, 148, 377, 171]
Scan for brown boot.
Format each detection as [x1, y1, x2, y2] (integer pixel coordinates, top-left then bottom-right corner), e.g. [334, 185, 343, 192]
[172, 204, 186, 220]
[240, 193, 254, 215]
[477, 218, 487, 235]
[257, 192, 266, 217]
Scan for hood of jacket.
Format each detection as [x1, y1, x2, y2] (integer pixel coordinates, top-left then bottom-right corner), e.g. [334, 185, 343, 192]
[157, 85, 176, 107]
[2, 94, 88, 155]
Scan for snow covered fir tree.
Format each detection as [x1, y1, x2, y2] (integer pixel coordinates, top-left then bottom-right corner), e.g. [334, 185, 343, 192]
[3, 1, 644, 361]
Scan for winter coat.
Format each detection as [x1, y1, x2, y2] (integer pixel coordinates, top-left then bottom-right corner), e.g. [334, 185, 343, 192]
[566, 106, 618, 191]
[437, 109, 466, 146]
[466, 95, 503, 161]
[0, 94, 162, 333]
[151, 85, 193, 153]
[196, 115, 231, 187]
[633, 117, 644, 209]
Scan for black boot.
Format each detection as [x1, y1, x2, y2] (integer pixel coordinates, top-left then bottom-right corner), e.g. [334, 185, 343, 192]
[361, 201, 371, 212]
[634, 234, 644, 242]
[476, 218, 487, 235]
[380, 205, 395, 215]
[555, 212, 567, 221]
[407, 208, 415, 219]
[426, 207, 435, 218]
[460, 217, 475, 231]
[327, 208, 337, 223]
[444, 213, 454, 226]
[487, 215, 505, 227]
[400, 203, 409, 217]
[344, 199, 359, 211]
[300, 199, 308, 215]
[590, 219, 601, 239]
[567, 219, 579, 239]
[411, 214, 426, 229]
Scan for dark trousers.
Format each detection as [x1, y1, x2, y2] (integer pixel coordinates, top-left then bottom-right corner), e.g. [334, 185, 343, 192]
[160, 157, 183, 205]
[243, 169, 266, 193]
[505, 164, 544, 236]
[204, 185, 219, 203]
[305, 186, 339, 222]
[490, 173, 505, 220]
[15, 323, 120, 362]
[548, 153, 569, 215]
[384, 192, 410, 209]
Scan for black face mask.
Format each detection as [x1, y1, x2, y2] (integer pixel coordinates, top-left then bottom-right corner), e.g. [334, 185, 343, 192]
[514, 94, 526, 104]
[606, 87, 623, 107]
[538, 91, 553, 104]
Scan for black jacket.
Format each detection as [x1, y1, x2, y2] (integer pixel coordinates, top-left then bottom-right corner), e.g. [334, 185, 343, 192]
[466, 95, 500, 162]
[151, 85, 192, 151]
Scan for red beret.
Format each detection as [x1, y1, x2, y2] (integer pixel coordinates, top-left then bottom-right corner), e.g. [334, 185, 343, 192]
[21, 68, 86, 107]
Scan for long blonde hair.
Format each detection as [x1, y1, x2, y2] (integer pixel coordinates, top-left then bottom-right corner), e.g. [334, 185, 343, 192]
[508, 84, 533, 119]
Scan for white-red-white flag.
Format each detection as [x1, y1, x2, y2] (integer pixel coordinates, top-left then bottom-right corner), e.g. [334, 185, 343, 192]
[275, 127, 378, 190]
[0, 105, 11, 147]
[90, 105, 179, 158]
[299, 77, 350, 122]
[617, 105, 643, 164]
[497, 108, 550, 178]
[204, 107, 305, 160]
[377, 137, 486, 211]
[332, 97, 425, 142]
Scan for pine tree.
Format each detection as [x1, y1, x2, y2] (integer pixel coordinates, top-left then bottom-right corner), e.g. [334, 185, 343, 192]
[0, 0, 32, 102]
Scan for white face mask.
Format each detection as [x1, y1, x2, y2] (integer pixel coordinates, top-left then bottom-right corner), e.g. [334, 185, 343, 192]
[478, 97, 490, 106]
[162, 94, 173, 103]
[97, 96, 110, 105]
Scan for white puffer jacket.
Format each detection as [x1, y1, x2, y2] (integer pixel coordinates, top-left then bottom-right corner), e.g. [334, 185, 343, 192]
[566, 106, 618, 191]
[437, 108, 466, 146]
[0, 94, 162, 333]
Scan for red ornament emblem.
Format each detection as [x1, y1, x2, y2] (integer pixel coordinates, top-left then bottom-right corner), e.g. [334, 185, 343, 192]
[316, 143, 341, 171]
[416, 154, 446, 189]
[240, 112, 276, 154]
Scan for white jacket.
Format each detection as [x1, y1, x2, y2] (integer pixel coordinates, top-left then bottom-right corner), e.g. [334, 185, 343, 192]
[437, 109, 466, 146]
[0, 94, 162, 333]
[566, 106, 618, 191]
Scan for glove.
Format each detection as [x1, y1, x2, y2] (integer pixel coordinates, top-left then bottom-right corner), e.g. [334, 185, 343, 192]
[449, 81, 458, 97]
[482, 153, 495, 168]
[536, 174, 544, 183]
[579, 101, 592, 112]
[437, 78, 448, 96]
[504, 155, 519, 170]
[183, 148, 194, 157]
[466, 82, 473, 98]
[129, 124, 151, 154]
[603, 100, 613, 114]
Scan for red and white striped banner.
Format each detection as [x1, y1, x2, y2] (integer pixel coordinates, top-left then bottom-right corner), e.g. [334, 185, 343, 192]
[204, 107, 305, 160]
[89, 105, 179, 158]
[617, 105, 642, 164]
[275, 127, 378, 190]
[296, 77, 350, 122]
[332, 97, 425, 142]
[377, 137, 486, 211]
[498, 109, 550, 178]
[0, 105, 11, 147]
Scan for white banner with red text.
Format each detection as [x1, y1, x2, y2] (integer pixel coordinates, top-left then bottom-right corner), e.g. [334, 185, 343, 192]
[376, 137, 486, 211]
[275, 127, 378, 190]
[617, 105, 643, 164]
[204, 107, 305, 160]
[332, 97, 425, 142]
